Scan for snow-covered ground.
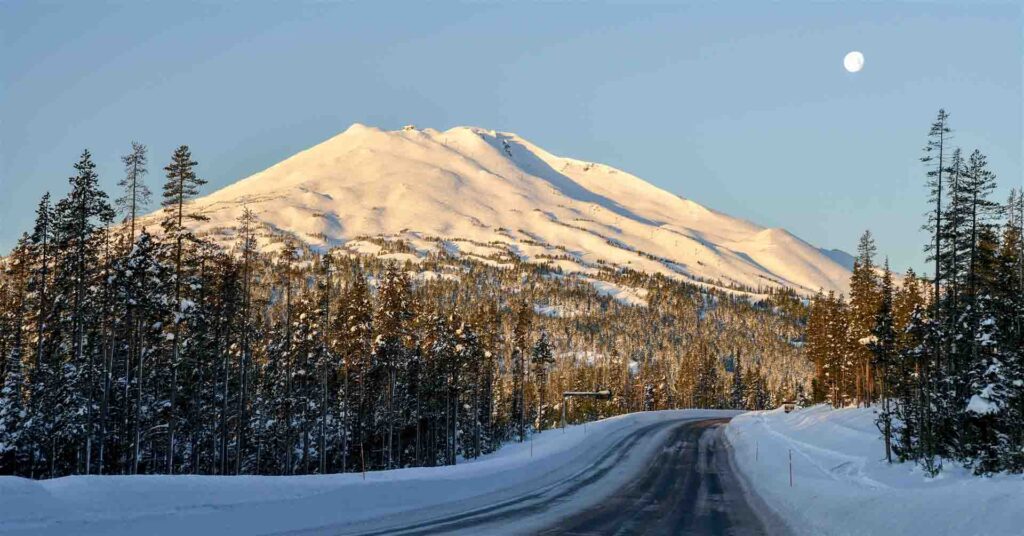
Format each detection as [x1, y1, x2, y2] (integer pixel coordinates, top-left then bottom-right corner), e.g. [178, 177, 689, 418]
[0, 410, 739, 536]
[725, 405, 1024, 536]
[12, 407, 1015, 536]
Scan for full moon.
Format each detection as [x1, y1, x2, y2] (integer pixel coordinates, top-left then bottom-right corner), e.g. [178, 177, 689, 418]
[844, 51, 865, 73]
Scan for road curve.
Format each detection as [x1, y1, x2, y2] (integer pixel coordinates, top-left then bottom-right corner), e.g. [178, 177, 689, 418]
[312, 417, 778, 536]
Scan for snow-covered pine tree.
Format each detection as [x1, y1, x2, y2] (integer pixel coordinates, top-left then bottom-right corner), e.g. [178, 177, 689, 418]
[730, 350, 746, 410]
[333, 266, 372, 472]
[313, 254, 335, 475]
[510, 298, 531, 442]
[372, 264, 413, 469]
[994, 191, 1023, 471]
[288, 278, 319, 475]
[233, 207, 259, 474]
[0, 334, 28, 475]
[471, 301, 501, 454]
[530, 329, 554, 431]
[51, 150, 115, 475]
[848, 230, 881, 407]
[159, 145, 207, 474]
[0, 238, 32, 475]
[455, 317, 486, 458]
[939, 148, 967, 341]
[961, 224, 1008, 474]
[870, 260, 897, 463]
[114, 229, 171, 475]
[420, 310, 455, 465]
[693, 348, 721, 409]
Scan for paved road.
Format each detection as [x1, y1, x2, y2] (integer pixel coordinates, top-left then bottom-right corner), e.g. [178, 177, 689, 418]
[536, 419, 768, 535]
[323, 417, 778, 536]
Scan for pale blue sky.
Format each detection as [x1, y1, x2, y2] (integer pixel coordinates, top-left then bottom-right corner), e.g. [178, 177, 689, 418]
[1, 1, 1020, 273]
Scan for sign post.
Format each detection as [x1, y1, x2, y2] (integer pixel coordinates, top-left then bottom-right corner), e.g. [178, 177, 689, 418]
[561, 390, 613, 430]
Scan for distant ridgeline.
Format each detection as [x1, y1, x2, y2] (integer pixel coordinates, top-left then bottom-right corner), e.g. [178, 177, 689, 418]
[0, 146, 808, 478]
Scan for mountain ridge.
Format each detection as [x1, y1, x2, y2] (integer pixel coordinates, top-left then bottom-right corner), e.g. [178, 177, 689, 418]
[145, 123, 852, 295]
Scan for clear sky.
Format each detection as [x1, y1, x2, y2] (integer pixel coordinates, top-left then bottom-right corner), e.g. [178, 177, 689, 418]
[1, 1, 1020, 273]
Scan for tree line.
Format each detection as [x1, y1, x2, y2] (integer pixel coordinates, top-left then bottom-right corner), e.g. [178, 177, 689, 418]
[0, 143, 807, 479]
[805, 109, 1023, 475]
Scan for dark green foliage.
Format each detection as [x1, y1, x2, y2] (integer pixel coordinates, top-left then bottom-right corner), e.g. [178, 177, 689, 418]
[0, 146, 815, 479]
[808, 110, 1024, 476]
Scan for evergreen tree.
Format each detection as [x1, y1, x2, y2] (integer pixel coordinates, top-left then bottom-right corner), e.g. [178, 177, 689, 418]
[530, 330, 554, 431]
[116, 141, 150, 239]
[870, 260, 897, 463]
[11, 126, 1019, 479]
[848, 230, 880, 406]
[730, 350, 746, 409]
[921, 109, 951, 333]
[806, 291, 829, 403]
[333, 267, 372, 473]
[372, 265, 413, 468]
[693, 350, 721, 409]
[0, 338, 28, 475]
[455, 317, 486, 458]
[28, 193, 54, 373]
[51, 150, 115, 474]
[233, 207, 259, 474]
[159, 145, 207, 474]
[939, 148, 967, 343]
[115, 229, 171, 475]
[510, 299, 531, 442]
[0, 240, 32, 474]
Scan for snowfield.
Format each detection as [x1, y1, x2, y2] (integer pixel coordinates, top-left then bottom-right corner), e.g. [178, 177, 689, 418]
[136, 123, 853, 296]
[725, 405, 1024, 536]
[0, 410, 740, 535]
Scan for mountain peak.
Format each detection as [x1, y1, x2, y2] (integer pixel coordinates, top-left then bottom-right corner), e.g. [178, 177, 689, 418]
[156, 124, 852, 295]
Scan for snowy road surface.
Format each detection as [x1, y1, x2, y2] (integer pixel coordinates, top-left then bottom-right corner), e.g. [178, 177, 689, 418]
[1, 411, 780, 535]
[537, 419, 770, 535]
[295, 417, 776, 535]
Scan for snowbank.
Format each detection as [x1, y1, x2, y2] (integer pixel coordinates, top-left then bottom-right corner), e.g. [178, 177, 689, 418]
[726, 405, 1024, 536]
[0, 410, 738, 535]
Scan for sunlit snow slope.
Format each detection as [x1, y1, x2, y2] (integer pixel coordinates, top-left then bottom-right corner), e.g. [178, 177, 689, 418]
[154, 124, 851, 294]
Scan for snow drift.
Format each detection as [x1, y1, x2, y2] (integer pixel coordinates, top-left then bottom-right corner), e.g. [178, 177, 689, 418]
[725, 405, 1024, 536]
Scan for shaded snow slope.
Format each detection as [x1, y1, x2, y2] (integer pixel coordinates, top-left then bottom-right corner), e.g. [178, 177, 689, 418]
[140, 124, 851, 295]
[726, 405, 1024, 536]
[0, 410, 740, 536]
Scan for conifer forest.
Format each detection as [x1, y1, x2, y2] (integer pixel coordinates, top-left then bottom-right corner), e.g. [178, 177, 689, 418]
[805, 110, 1023, 475]
[0, 109, 1021, 481]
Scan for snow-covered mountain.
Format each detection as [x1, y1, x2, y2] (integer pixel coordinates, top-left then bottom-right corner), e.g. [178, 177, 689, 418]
[156, 123, 851, 295]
